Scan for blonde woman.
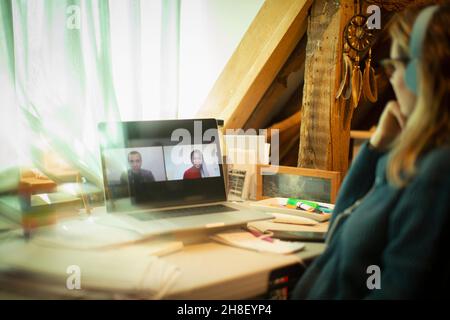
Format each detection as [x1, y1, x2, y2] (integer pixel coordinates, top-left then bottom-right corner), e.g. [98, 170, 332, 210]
[293, 5, 450, 299]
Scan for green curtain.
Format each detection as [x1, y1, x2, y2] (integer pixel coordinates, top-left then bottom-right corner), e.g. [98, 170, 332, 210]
[0, 0, 176, 189]
[0, 0, 19, 193]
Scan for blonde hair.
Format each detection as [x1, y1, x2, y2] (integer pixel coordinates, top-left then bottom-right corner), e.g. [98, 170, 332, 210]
[387, 4, 450, 187]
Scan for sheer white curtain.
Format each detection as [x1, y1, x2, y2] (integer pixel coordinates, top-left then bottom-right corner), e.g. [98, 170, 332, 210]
[0, 0, 171, 188]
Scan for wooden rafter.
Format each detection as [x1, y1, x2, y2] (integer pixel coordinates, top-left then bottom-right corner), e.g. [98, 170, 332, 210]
[244, 36, 306, 130]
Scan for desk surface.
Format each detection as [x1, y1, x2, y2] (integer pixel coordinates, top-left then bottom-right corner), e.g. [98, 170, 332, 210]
[0, 204, 328, 300]
[0, 238, 325, 300]
[164, 240, 325, 299]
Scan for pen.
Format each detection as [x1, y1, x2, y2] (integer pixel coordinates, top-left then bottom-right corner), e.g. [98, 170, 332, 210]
[247, 228, 274, 243]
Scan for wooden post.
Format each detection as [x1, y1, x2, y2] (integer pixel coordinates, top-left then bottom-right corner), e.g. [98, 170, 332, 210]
[298, 0, 355, 175]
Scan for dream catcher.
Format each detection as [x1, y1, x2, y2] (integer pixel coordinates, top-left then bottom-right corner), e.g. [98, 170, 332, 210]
[336, 0, 378, 108]
[345, 12, 374, 52]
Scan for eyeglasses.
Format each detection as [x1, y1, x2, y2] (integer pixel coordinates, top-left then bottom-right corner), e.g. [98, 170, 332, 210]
[380, 57, 410, 78]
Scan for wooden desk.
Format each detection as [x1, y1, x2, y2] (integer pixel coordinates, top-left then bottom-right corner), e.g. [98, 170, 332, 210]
[161, 202, 328, 298]
[164, 240, 325, 299]
[0, 236, 325, 300]
[158, 203, 329, 299]
[0, 205, 327, 300]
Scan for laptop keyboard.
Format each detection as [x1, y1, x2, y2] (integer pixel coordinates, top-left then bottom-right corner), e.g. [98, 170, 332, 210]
[131, 204, 238, 221]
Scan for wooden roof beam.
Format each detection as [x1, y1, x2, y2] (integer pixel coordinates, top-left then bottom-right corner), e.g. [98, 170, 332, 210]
[244, 35, 306, 130]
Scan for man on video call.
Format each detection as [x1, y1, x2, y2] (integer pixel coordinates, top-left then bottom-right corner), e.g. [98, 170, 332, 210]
[120, 151, 155, 187]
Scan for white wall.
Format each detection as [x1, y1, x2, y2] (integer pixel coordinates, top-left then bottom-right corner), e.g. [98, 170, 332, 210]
[178, 0, 264, 118]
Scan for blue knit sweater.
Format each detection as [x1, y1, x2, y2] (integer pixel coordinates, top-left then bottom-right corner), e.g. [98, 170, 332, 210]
[292, 142, 450, 299]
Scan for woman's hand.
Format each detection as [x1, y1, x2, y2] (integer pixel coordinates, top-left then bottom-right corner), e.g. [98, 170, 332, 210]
[370, 100, 407, 151]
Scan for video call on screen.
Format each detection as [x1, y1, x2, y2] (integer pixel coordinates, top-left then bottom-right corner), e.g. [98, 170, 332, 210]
[99, 119, 227, 211]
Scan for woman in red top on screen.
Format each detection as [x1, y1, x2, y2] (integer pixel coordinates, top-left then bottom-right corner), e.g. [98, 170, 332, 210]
[183, 149, 209, 180]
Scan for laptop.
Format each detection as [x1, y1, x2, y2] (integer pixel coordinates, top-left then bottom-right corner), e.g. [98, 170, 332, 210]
[97, 119, 272, 235]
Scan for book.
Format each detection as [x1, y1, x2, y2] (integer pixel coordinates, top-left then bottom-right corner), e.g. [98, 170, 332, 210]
[0, 192, 82, 224]
[247, 220, 328, 242]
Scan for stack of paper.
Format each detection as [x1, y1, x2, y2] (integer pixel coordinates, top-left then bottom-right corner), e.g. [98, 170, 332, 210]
[0, 240, 181, 299]
[211, 230, 305, 255]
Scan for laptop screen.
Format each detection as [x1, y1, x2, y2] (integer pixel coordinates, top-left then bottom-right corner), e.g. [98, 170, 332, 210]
[98, 119, 226, 212]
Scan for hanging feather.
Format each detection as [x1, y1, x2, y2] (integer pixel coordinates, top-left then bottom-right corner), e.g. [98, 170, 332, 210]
[352, 63, 362, 109]
[363, 51, 378, 103]
[336, 53, 353, 100]
[336, 53, 348, 100]
[343, 54, 353, 100]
